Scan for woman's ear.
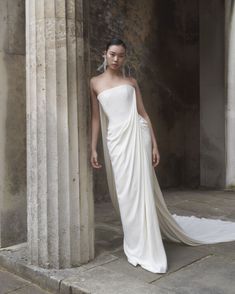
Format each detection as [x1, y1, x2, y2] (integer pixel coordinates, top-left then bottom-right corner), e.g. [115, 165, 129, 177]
[103, 50, 107, 57]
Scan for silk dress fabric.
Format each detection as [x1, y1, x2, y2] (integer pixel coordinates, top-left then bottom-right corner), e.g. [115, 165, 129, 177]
[97, 84, 235, 273]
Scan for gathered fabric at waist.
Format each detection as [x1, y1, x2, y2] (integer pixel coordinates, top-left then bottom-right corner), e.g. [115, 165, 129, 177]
[107, 113, 149, 142]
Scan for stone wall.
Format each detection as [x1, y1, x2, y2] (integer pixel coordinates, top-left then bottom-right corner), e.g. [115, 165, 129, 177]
[200, 0, 226, 188]
[89, 0, 200, 202]
[0, 0, 26, 246]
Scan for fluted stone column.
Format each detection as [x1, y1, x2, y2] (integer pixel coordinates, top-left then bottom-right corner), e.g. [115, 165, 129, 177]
[225, 0, 235, 188]
[26, 0, 94, 268]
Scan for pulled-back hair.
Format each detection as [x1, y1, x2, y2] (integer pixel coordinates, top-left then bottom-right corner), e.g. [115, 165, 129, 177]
[105, 38, 127, 51]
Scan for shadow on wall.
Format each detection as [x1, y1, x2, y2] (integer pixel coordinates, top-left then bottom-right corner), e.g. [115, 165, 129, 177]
[1, 0, 27, 246]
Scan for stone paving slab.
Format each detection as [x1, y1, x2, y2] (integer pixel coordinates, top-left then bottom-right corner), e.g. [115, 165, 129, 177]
[95, 223, 123, 255]
[164, 190, 235, 222]
[0, 243, 87, 293]
[0, 266, 51, 294]
[164, 242, 210, 273]
[167, 201, 235, 221]
[60, 265, 167, 294]
[82, 252, 118, 270]
[0, 190, 234, 294]
[164, 188, 235, 203]
[152, 255, 235, 294]
[195, 240, 235, 260]
[0, 267, 30, 293]
[105, 242, 209, 283]
[8, 285, 50, 294]
[101, 256, 161, 283]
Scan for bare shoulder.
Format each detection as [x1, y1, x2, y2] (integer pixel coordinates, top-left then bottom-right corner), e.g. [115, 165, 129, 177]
[90, 75, 99, 88]
[90, 74, 104, 93]
[125, 76, 138, 88]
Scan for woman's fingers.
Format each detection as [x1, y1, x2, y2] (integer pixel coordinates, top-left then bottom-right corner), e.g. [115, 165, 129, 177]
[156, 153, 160, 165]
[153, 158, 158, 167]
[152, 153, 157, 167]
[91, 155, 102, 169]
[152, 150, 160, 167]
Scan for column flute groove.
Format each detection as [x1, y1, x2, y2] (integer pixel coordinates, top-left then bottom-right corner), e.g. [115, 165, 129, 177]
[26, 0, 94, 269]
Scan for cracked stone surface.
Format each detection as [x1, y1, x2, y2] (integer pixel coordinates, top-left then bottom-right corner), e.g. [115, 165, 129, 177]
[0, 190, 235, 293]
[0, 266, 51, 294]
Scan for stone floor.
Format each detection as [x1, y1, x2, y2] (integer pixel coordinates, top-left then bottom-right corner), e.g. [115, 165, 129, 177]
[0, 189, 235, 294]
[0, 266, 51, 294]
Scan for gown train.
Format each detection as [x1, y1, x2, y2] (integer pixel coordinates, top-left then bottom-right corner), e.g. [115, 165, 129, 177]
[97, 83, 235, 273]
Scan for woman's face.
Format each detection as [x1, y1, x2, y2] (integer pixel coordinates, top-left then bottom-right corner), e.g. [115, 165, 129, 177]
[105, 45, 126, 70]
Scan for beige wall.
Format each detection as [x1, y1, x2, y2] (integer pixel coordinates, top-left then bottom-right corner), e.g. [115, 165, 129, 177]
[0, 0, 26, 246]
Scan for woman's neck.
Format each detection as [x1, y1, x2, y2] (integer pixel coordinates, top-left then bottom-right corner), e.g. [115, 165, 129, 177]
[105, 67, 122, 79]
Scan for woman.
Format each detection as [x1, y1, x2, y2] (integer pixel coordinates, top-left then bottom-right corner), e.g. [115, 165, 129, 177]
[90, 38, 235, 274]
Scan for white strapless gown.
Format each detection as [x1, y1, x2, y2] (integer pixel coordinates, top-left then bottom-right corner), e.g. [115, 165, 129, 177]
[97, 83, 235, 274]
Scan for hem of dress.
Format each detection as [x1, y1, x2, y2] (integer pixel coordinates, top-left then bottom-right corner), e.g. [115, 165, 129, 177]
[127, 257, 167, 274]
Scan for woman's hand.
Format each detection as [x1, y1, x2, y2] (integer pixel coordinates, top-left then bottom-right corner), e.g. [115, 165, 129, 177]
[91, 150, 102, 169]
[152, 146, 160, 168]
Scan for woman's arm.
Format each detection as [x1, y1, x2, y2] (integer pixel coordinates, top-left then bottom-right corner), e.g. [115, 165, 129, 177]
[131, 77, 160, 168]
[90, 78, 102, 169]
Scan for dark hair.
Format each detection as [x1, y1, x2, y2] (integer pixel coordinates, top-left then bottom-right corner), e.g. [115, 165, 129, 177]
[105, 38, 127, 52]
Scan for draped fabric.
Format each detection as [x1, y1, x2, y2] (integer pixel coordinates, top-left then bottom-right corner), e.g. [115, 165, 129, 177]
[97, 84, 235, 273]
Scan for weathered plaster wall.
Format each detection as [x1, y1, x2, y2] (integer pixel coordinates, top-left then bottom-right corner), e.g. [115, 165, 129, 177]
[151, 1, 200, 188]
[0, 0, 26, 246]
[200, 0, 226, 188]
[89, 0, 200, 202]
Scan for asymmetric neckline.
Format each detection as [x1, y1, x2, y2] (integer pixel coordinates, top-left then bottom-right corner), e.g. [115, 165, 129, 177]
[97, 83, 135, 99]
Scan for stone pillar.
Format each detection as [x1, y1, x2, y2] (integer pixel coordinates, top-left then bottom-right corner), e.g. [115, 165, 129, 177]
[26, 0, 94, 269]
[0, 0, 26, 247]
[199, 0, 226, 188]
[225, 0, 235, 189]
